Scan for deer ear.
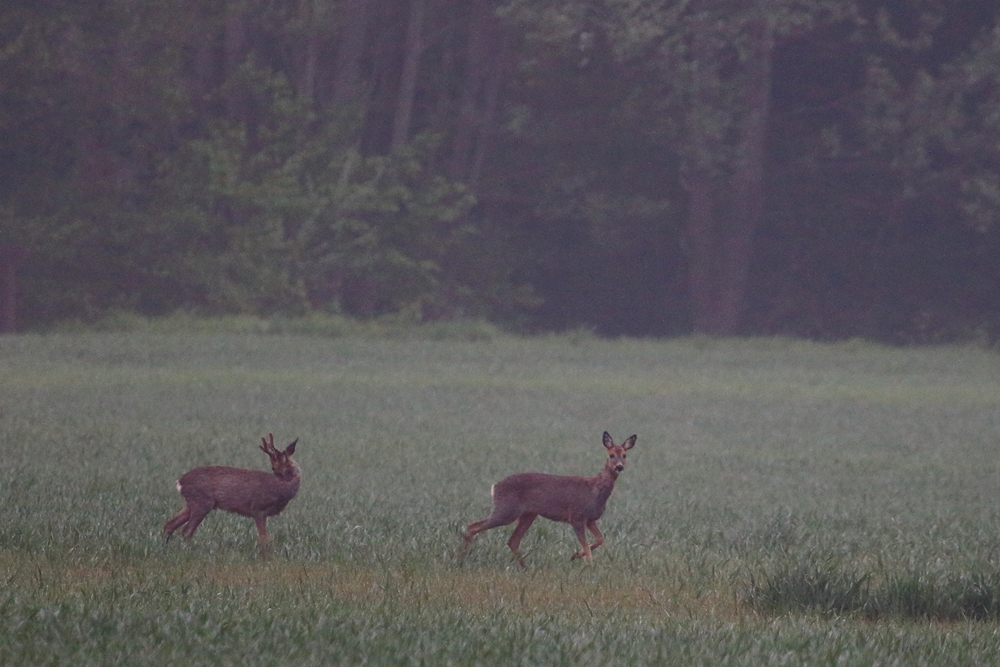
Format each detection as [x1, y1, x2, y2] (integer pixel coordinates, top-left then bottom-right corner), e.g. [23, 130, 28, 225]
[602, 431, 614, 449]
[284, 439, 298, 456]
[623, 434, 637, 450]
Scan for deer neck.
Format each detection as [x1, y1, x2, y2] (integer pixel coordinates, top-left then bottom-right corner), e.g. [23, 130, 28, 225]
[592, 466, 619, 503]
[273, 463, 301, 488]
[274, 474, 300, 504]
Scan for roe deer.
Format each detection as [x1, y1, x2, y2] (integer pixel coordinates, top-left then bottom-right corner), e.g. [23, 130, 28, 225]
[163, 433, 300, 558]
[463, 431, 636, 566]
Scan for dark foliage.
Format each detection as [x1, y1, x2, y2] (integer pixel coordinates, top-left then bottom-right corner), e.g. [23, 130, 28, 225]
[1, 1, 1000, 340]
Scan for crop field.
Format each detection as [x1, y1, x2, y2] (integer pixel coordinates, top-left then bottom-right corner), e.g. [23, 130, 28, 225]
[2, 329, 1000, 665]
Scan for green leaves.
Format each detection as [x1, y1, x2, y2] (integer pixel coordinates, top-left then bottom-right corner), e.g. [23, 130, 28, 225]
[155, 63, 474, 316]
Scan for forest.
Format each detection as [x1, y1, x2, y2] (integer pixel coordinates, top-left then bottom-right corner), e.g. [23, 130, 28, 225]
[1, 0, 1000, 341]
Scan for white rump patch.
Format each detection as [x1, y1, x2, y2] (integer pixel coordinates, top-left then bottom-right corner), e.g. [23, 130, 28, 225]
[176, 480, 182, 493]
[490, 484, 495, 499]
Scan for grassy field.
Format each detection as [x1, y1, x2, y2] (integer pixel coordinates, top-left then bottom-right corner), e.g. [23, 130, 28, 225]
[2, 330, 1000, 665]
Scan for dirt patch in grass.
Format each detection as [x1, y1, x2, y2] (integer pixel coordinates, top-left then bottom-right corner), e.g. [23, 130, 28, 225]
[0, 554, 737, 621]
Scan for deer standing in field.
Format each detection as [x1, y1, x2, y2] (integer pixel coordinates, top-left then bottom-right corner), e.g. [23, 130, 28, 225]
[163, 433, 300, 558]
[462, 431, 636, 566]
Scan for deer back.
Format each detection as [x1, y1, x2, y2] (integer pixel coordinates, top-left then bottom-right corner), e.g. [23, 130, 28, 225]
[178, 465, 300, 517]
[493, 472, 613, 523]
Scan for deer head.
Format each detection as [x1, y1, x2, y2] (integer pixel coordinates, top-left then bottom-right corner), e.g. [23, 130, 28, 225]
[603, 431, 636, 474]
[260, 432, 299, 481]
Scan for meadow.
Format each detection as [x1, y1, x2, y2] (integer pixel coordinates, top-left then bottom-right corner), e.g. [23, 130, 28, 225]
[2, 327, 1000, 665]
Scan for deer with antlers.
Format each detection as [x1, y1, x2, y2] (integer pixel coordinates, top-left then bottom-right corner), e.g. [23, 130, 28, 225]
[163, 433, 300, 558]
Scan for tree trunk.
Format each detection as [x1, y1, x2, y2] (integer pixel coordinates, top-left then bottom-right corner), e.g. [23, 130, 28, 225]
[684, 169, 723, 333]
[390, 0, 426, 151]
[448, 2, 490, 180]
[467, 34, 506, 191]
[184, 9, 217, 110]
[331, 0, 372, 107]
[224, 8, 249, 122]
[0, 246, 27, 333]
[296, 0, 319, 102]
[683, 12, 773, 335]
[683, 12, 725, 334]
[715, 15, 773, 334]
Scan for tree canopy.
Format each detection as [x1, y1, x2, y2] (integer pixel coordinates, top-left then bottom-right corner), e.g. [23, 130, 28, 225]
[2, 0, 999, 341]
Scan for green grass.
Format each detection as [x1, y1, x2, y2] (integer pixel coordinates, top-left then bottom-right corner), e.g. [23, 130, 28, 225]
[2, 331, 1000, 665]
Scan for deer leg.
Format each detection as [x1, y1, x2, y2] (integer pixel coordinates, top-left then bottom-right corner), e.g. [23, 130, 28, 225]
[254, 516, 271, 560]
[464, 519, 492, 541]
[181, 504, 212, 541]
[506, 514, 537, 568]
[463, 507, 520, 548]
[570, 522, 593, 563]
[586, 520, 604, 553]
[460, 518, 491, 560]
[163, 506, 191, 543]
[460, 517, 496, 561]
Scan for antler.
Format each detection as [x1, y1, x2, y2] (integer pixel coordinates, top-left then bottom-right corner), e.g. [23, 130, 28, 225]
[260, 432, 276, 455]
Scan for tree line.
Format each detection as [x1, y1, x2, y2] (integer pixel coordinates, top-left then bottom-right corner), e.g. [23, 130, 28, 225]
[2, 0, 999, 341]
